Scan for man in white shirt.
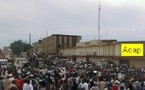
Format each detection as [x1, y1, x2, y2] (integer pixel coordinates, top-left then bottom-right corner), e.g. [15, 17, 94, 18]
[23, 79, 33, 90]
[81, 79, 89, 90]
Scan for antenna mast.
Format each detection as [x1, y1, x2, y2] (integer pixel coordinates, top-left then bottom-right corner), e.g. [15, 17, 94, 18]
[29, 33, 31, 45]
[98, 0, 101, 40]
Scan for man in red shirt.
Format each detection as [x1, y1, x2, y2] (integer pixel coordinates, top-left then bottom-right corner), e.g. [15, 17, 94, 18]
[112, 80, 120, 90]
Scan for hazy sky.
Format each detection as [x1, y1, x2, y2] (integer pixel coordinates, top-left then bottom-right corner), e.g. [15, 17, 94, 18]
[0, 0, 145, 48]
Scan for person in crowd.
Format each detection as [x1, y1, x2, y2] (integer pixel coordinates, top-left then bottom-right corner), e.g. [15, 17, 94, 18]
[112, 80, 120, 90]
[120, 80, 126, 90]
[126, 78, 134, 90]
[90, 82, 99, 90]
[81, 78, 89, 90]
[0, 76, 4, 90]
[32, 79, 39, 90]
[99, 77, 106, 90]
[78, 79, 83, 90]
[23, 79, 33, 90]
[46, 78, 56, 90]
[8, 80, 18, 90]
[140, 81, 145, 90]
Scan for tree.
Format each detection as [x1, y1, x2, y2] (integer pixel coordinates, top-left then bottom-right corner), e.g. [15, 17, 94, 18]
[10, 40, 32, 55]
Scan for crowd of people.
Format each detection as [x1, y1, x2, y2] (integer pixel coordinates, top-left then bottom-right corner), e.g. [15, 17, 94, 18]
[0, 55, 145, 90]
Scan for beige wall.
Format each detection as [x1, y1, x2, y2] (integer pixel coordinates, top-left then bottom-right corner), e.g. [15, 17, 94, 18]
[61, 41, 145, 67]
[61, 48, 76, 56]
[115, 43, 121, 56]
[75, 44, 120, 56]
[76, 57, 86, 62]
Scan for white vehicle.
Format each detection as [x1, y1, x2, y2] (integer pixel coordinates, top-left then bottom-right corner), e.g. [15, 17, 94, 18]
[0, 59, 8, 68]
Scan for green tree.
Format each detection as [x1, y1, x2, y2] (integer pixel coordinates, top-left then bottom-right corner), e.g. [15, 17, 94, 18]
[10, 40, 32, 55]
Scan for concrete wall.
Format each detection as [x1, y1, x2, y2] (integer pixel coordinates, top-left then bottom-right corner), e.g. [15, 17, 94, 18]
[75, 44, 120, 56]
[61, 48, 76, 56]
[59, 40, 145, 68]
[115, 43, 121, 56]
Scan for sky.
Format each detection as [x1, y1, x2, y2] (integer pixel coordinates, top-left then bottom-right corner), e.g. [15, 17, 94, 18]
[0, 0, 145, 48]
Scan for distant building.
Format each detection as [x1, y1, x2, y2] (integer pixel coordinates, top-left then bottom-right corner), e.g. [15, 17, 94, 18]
[0, 49, 4, 59]
[33, 34, 81, 56]
[2, 47, 12, 59]
[33, 40, 43, 54]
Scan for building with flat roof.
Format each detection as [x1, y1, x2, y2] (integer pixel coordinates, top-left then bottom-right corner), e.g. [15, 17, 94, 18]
[33, 34, 81, 56]
[33, 34, 145, 67]
[61, 40, 145, 67]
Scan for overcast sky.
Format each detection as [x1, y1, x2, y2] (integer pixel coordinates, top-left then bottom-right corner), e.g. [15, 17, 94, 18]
[0, 0, 145, 48]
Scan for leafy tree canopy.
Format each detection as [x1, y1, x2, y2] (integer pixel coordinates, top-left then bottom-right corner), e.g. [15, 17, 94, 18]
[10, 40, 32, 55]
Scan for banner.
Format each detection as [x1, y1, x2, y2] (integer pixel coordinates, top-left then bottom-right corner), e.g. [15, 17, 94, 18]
[121, 44, 144, 56]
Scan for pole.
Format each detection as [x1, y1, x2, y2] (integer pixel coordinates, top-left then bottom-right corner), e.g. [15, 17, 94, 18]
[29, 33, 31, 45]
[98, 0, 101, 40]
